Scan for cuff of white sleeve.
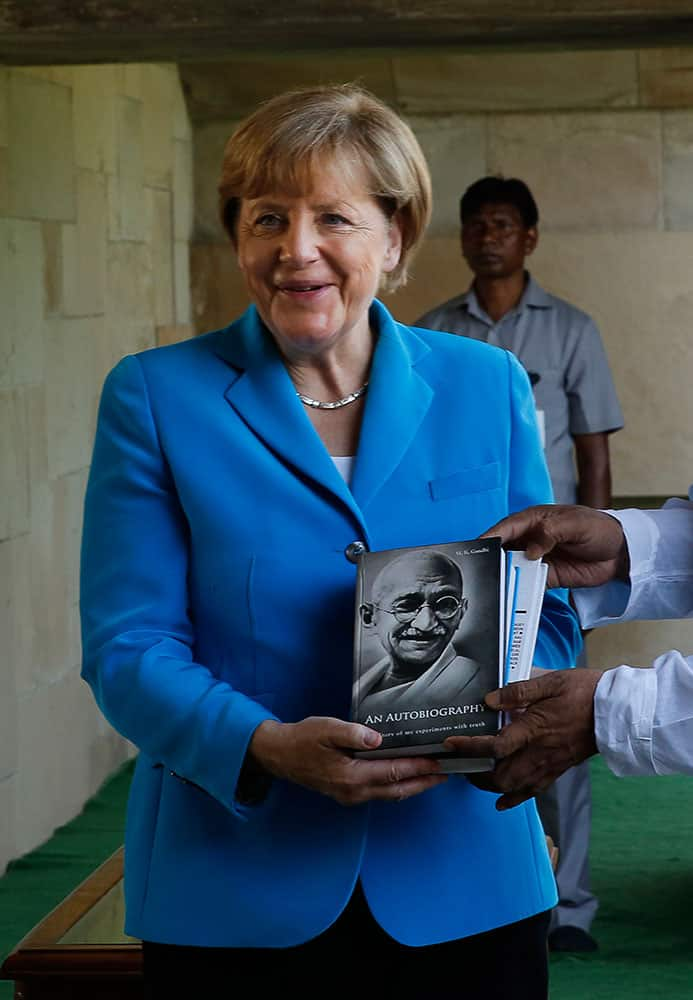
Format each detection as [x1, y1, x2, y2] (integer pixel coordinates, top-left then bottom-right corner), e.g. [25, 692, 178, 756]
[573, 507, 659, 628]
[594, 665, 658, 776]
[573, 579, 630, 627]
[612, 507, 660, 598]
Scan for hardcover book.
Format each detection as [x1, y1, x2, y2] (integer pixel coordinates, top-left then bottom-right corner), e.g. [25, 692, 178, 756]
[350, 537, 544, 773]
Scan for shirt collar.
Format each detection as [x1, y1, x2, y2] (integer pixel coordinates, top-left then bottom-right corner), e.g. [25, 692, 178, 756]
[460, 271, 552, 323]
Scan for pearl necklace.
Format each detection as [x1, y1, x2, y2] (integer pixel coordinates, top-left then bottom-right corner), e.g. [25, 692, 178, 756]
[296, 382, 369, 410]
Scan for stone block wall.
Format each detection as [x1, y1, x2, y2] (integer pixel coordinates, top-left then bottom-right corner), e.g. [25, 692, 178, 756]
[0, 63, 193, 873]
[187, 46, 693, 678]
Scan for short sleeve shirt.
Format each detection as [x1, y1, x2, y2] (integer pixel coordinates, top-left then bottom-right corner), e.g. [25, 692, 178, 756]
[415, 274, 624, 504]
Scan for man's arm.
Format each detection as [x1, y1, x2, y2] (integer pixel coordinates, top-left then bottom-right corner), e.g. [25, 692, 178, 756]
[445, 492, 693, 798]
[479, 495, 693, 619]
[573, 431, 612, 508]
[576, 498, 693, 626]
[447, 650, 693, 806]
[564, 311, 623, 509]
[480, 503, 630, 590]
[596, 651, 693, 776]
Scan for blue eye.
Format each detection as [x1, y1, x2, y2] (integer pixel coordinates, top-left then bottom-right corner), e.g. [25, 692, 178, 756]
[322, 213, 349, 226]
[255, 214, 283, 229]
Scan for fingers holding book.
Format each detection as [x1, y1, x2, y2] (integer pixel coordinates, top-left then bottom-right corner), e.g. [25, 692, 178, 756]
[480, 503, 629, 590]
[248, 716, 447, 807]
[443, 669, 603, 809]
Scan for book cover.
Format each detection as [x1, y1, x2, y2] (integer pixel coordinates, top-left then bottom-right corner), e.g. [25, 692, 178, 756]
[351, 537, 506, 772]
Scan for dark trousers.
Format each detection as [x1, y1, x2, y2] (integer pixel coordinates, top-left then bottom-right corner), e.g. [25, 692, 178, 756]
[143, 881, 550, 999]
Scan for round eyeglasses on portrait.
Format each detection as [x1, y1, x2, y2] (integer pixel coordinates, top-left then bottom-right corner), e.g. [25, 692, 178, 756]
[371, 594, 466, 624]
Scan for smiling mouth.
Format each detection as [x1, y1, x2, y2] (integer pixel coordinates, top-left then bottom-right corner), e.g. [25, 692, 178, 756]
[278, 283, 330, 293]
[399, 631, 445, 644]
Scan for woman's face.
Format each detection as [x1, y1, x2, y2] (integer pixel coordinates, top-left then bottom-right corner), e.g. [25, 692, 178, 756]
[235, 162, 402, 361]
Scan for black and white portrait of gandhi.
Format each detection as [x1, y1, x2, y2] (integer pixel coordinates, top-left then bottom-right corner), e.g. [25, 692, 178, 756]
[354, 548, 491, 718]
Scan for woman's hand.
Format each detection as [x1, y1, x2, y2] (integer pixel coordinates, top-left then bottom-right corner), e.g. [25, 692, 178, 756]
[248, 717, 447, 806]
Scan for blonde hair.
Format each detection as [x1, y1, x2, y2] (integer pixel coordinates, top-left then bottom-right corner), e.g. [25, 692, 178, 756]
[218, 83, 432, 290]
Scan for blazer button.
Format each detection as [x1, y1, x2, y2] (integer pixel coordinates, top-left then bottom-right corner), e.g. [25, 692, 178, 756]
[344, 540, 368, 563]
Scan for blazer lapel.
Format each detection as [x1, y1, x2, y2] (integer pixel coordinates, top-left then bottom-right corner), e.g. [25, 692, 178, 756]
[212, 302, 433, 530]
[351, 301, 433, 512]
[213, 307, 364, 526]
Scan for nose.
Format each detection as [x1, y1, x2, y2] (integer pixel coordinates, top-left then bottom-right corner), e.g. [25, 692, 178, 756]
[278, 217, 320, 266]
[412, 602, 436, 629]
[479, 222, 498, 245]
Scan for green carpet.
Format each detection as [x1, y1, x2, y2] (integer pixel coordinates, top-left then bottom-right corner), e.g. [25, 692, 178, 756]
[0, 759, 135, 999]
[550, 760, 693, 998]
[1, 756, 693, 998]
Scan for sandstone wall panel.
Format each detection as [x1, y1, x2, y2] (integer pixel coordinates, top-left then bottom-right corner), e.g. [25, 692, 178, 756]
[41, 221, 62, 317]
[148, 187, 175, 326]
[0, 62, 192, 874]
[44, 316, 98, 478]
[111, 95, 145, 241]
[0, 218, 45, 388]
[487, 111, 662, 231]
[15, 670, 120, 855]
[190, 242, 248, 334]
[0, 388, 29, 541]
[72, 65, 118, 174]
[662, 111, 693, 230]
[62, 169, 107, 317]
[8, 75, 75, 222]
[182, 56, 395, 123]
[393, 50, 638, 114]
[0, 777, 16, 869]
[639, 48, 693, 108]
[0, 147, 7, 215]
[407, 115, 486, 237]
[532, 232, 693, 497]
[106, 241, 154, 322]
[174, 240, 192, 325]
[194, 120, 237, 243]
[141, 65, 175, 189]
[173, 139, 194, 242]
[588, 619, 693, 676]
[0, 67, 8, 146]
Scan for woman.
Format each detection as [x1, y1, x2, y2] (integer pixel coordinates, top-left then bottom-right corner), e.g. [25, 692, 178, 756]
[80, 84, 581, 997]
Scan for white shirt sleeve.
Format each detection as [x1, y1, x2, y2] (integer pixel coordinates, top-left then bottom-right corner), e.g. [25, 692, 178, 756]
[573, 491, 693, 627]
[574, 488, 693, 776]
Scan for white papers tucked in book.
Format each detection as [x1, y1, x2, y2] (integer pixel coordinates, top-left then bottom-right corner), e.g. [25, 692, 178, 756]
[504, 551, 548, 685]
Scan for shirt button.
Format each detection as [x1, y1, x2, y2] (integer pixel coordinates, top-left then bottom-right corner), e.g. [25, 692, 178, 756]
[344, 540, 368, 563]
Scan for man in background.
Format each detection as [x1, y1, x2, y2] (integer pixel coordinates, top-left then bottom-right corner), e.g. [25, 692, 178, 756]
[415, 175, 624, 953]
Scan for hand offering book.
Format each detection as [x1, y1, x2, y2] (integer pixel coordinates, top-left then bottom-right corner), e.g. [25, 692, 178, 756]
[350, 538, 545, 773]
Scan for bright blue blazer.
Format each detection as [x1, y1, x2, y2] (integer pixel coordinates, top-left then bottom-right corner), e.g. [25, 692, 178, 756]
[80, 299, 581, 947]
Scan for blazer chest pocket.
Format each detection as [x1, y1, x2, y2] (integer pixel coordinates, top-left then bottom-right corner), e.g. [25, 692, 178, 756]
[429, 462, 501, 502]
